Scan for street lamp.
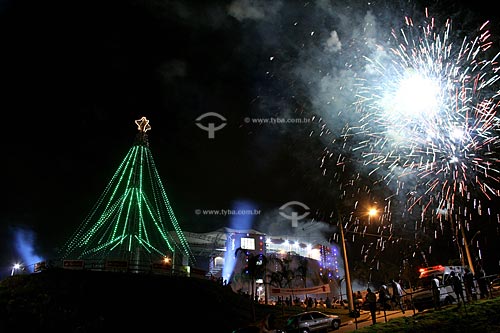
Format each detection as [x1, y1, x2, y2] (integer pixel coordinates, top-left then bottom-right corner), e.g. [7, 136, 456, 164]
[368, 207, 378, 224]
[338, 206, 379, 316]
[11, 263, 21, 276]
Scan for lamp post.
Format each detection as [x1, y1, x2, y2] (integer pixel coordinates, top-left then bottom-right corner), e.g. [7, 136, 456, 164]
[339, 220, 355, 314]
[447, 200, 476, 275]
[460, 222, 476, 275]
[338, 206, 378, 317]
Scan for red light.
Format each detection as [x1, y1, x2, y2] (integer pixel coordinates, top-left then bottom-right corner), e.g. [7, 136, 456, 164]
[419, 265, 445, 274]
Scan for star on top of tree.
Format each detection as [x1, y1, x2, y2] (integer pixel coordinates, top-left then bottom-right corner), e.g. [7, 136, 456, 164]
[135, 116, 151, 133]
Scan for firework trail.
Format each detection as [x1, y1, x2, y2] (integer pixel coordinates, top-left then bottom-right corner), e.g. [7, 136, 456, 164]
[355, 9, 500, 223]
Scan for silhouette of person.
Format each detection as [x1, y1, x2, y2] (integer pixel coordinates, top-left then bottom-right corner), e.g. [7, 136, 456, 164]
[390, 279, 405, 313]
[450, 271, 466, 306]
[475, 264, 489, 299]
[378, 284, 391, 311]
[431, 276, 441, 310]
[463, 267, 475, 302]
[365, 288, 377, 325]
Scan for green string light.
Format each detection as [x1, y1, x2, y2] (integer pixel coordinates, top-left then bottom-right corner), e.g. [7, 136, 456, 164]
[59, 117, 196, 268]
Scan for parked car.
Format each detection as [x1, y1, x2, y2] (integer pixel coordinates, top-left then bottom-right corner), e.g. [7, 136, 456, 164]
[284, 310, 341, 333]
[331, 299, 348, 309]
[490, 277, 500, 293]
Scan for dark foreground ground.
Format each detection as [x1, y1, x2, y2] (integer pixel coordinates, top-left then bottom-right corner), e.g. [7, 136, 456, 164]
[1, 268, 500, 333]
[0, 268, 263, 333]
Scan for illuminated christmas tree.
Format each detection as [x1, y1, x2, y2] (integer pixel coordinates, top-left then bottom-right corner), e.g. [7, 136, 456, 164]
[59, 116, 196, 270]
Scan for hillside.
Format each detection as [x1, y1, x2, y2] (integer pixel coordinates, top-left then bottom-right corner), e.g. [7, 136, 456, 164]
[3, 268, 500, 333]
[0, 268, 266, 333]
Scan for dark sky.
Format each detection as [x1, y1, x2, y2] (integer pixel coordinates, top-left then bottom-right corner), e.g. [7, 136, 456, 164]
[1, 0, 499, 279]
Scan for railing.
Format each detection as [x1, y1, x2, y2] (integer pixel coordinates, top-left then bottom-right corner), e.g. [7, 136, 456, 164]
[22, 258, 200, 278]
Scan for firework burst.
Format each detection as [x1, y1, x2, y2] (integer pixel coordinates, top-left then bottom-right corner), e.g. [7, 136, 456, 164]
[356, 9, 500, 219]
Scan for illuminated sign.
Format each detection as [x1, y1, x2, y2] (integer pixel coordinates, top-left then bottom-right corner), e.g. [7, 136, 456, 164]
[241, 237, 255, 250]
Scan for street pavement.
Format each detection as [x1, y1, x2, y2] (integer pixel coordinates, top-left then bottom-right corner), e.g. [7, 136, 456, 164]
[338, 308, 415, 332]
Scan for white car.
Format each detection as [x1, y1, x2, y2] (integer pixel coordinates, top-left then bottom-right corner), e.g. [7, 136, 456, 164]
[285, 310, 341, 333]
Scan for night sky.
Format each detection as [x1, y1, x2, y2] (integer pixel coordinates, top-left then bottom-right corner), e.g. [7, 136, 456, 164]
[1, 0, 499, 279]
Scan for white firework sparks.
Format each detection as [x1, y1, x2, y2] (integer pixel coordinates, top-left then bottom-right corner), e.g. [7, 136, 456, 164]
[356, 10, 500, 217]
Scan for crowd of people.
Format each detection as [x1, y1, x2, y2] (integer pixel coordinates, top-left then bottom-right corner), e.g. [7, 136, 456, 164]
[256, 264, 494, 328]
[447, 264, 491, 306]
[428, 264, 492, 311]
[359, 267, 495, 326]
